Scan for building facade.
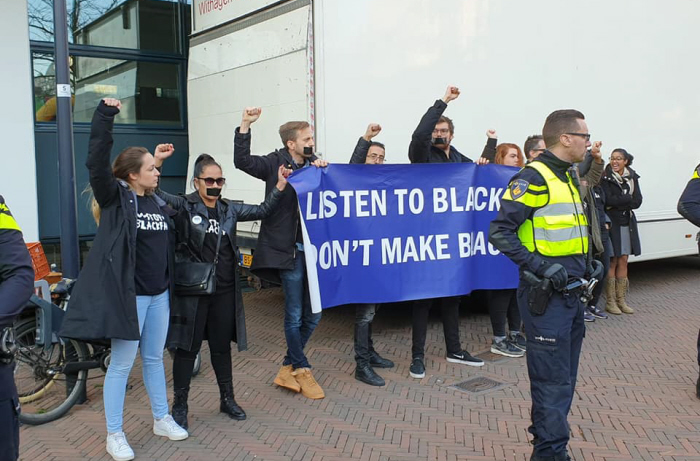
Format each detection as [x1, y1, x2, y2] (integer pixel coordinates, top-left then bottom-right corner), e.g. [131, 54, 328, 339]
[1, 0, 191, 267]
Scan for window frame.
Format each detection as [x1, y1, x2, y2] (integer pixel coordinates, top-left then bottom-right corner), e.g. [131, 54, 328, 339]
[29, 0, 191, 131]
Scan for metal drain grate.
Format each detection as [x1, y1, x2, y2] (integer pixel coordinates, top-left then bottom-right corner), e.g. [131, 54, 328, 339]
[453, 376, 508, 394]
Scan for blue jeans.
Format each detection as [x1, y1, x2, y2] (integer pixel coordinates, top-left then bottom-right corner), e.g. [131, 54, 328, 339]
[104, 290, 170, 433]
[280, 251, 321, 369]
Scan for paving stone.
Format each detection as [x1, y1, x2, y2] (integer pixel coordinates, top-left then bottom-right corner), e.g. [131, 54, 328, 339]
[18, 257, 700, 460]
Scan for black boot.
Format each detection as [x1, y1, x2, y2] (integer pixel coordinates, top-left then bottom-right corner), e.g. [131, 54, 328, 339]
[218, 382, 246, 420]
[369, 351, 395, 368]
[172, 387, 189, 430]
[355, 363, 385, 386]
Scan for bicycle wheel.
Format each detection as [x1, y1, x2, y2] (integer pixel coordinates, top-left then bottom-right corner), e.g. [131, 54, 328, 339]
[13, 318, 89, 425]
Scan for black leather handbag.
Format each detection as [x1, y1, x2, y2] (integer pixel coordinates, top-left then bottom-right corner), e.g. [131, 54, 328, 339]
[174, 224, 222, 296]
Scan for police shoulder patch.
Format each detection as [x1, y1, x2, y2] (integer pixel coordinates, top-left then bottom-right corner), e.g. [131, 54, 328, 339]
[509, 179, 529, 199]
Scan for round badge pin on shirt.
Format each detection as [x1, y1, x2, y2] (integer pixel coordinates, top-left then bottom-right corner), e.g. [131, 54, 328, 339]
[192, 215, 203, 225]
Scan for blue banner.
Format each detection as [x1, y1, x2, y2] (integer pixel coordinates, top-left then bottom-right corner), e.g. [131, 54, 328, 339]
[288, 163, 520, 312]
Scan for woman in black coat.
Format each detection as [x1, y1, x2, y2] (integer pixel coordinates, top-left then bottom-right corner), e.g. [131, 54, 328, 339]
[154, 149, 289, 430]
[60, 99, 188, 461]
[601, 149, 642, 316]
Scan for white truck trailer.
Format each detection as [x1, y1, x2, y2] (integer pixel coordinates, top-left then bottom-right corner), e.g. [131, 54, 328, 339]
[187, 0, 700, 264]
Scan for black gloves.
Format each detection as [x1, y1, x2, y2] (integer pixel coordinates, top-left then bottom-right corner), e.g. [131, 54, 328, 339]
[586, 259, 604, 282]
[536, 262, 568, 291]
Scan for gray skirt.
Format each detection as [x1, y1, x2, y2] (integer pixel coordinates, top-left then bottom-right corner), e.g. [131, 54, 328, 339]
[618, 225, 632, 256]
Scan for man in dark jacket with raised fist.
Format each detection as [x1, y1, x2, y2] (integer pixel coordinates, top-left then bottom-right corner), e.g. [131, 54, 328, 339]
[234, 107, 327, 400]
[407, 85, 485, 380]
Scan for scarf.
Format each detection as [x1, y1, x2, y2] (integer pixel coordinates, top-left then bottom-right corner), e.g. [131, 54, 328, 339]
[610, 167, 635, 196]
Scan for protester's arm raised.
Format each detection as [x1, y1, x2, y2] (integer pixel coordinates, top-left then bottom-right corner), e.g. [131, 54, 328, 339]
[408, 86, 459, 163]
[350, 124, 381, 164]
[234, 107, 277, 180]
[234, 165, 291, 221]
[480, 129, 498, 162]
[152, 143, 187, 210]
[86, 99, 121, 208]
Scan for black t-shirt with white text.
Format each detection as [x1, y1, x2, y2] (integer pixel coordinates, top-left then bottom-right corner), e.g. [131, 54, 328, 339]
[134, 195, 169, 295]
[202, 206, 237, 291]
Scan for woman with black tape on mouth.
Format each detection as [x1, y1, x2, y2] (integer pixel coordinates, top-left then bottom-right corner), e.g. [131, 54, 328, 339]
[154, 148, 290, 430]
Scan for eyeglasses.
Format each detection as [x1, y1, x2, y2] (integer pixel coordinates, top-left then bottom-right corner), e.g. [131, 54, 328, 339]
[432, 128, 450, 135]
[367, 153, 385, 161]
[197, 177, 226, 186]
[565, 132, 591, 141]
[532, 148, 546, 153]
[609, 156, 625, 162]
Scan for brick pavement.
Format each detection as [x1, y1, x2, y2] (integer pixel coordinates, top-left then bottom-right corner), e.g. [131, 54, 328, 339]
[19, 257, 700, 461]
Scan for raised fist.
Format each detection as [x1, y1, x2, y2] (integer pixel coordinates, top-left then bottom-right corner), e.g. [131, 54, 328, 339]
[486, 129, 497, 139]
[154, 143, 174, 161]
[590, 141, 603, 158]
[363, 123, 382, 141]
[242, 107, 262, 124]
[442, 85, 460, 103]
[102, 98, 122, 110]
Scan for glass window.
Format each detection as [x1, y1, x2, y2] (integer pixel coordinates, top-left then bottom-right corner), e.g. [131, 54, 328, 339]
[28, 0, 181, 54]
[33, 53, 182, 126]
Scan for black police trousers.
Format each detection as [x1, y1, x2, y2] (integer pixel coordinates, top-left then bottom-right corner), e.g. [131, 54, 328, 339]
[517, 283, 585, 458]
[0, 361, 20, 461]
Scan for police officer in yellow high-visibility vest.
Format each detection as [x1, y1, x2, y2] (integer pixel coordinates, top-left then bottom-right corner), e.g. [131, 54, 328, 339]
[489, 110, 593, 461]
[677, 164, 700, 400]
[0, 196, 34, 461]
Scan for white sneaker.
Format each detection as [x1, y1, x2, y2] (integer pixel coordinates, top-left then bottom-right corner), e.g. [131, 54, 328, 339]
[106, 432, 135, 461]
[153, 414, 189, 440]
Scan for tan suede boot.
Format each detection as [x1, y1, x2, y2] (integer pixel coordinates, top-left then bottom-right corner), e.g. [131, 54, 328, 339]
[605, 277, 622, 315]
[273, 365, 301, 392]
[616, 277, 635, 314]
[292, 368, 325, 399]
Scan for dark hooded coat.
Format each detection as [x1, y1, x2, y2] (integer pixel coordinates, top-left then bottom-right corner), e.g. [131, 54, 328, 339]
[60, 102, 176, 343]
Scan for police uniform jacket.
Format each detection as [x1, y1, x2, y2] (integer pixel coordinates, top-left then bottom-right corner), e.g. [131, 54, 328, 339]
[489, 151, 587, 278]
[60, 102, 176, 343]
[0, 196, 33, 459]
[233, 128, 318, 284]
[155, 188, 282, 352]
[0, 197, 34, 330]
[601, 164, 642, 256]
[678, 164, 700, 227]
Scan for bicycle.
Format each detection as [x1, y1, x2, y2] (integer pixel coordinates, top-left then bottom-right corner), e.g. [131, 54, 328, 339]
[13, 279, 201, 425]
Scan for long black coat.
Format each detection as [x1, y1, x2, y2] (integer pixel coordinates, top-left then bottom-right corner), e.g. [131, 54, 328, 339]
[233, 128, 317, 284]
[157, 188, 282, 352]
[60, 102, 176, 343]
[601, 165, 643, 257]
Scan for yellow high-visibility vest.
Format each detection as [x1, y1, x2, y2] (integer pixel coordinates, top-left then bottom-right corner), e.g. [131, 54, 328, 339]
[0, 202, 21, 232]
[515, 161, 589, 256]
